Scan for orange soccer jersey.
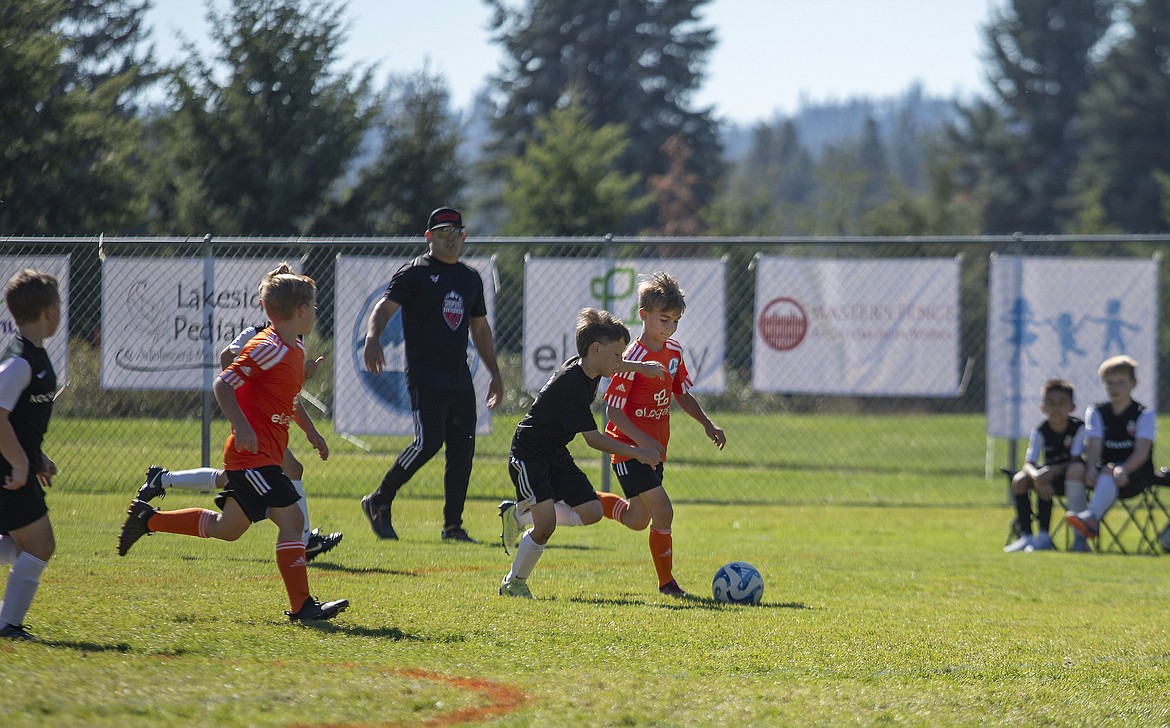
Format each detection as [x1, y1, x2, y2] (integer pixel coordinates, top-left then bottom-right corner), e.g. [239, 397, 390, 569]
[218, 329, 304, 471]
[603, 337, 692, 464]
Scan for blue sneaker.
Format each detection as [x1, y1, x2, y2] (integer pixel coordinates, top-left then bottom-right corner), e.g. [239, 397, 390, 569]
[1028, 532, 1054, 551]
[1071, 534, 1092, 553]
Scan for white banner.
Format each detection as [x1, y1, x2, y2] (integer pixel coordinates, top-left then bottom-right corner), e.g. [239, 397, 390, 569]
[0, 256, 70, 385]
[333, 255, 496, 436]
[987, 255, 1158, 438]
[523, 258, 726, 393]
[101, 258, 284, 390]
[753, 257, 960, 395]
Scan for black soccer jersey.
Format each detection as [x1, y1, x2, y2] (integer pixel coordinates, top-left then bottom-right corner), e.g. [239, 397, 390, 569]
[1094, 399, 1154, 473]
[383, 253, 487, 390]
[0, 335, 56, 478]
[1030, 416, 1084, 466]
[510, 357, 600, 459]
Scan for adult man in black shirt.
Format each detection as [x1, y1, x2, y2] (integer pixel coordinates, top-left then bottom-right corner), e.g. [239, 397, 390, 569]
[360, 207, 503, 542]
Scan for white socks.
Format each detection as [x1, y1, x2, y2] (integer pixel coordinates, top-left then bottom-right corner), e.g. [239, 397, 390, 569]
[508, 532, 546, 581]
[0, 552, 47, 629]
[292, 480, 311, 544]
[1087, 475, 1118, 520]
[1064, 479, 1087, 513]
[165, 467, 219, 490]
[553, 501, 584, 527]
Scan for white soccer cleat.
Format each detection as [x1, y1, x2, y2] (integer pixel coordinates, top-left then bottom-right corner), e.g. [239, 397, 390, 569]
[1003, 534, 1033, 553]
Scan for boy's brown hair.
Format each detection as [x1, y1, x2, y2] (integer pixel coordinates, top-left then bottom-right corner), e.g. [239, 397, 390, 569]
[638, 271, 686, 315]
[5, 269, 60, 324]
[1098, 355, 1137, 380]
[576, 308, 630, 357]
[1041, 378, 1075, 401]
[259, 263, 315, 322]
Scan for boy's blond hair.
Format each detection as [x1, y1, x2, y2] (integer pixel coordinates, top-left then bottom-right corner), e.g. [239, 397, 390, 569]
[259, 262, 315, 322]
[5, 269, 60, 324]
[638, 271, 686, 314]
[576, 308, 630, 356]
[1098, 355, 1137, 380]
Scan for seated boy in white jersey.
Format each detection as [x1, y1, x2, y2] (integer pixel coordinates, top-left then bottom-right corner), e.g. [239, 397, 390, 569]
[132, 322, 342, 562]
[1004, 379, 1086, 553]
[498, 308, 663, 599]
[1066, 355, 1157, 541]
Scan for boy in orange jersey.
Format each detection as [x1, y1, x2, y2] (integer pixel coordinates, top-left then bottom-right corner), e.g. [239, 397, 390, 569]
[117, 264, 348, 622]
[602, 272, 725, 596]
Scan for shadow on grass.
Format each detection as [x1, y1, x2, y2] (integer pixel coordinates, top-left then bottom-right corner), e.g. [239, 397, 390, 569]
[34, 639, 132, 653]
[290, 622, 426, 641]
[308, 562, 422, 577]
[567, 595, 813, 611]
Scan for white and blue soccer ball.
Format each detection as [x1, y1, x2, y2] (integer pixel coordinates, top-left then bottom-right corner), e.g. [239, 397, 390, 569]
[712, 561, 764, 605]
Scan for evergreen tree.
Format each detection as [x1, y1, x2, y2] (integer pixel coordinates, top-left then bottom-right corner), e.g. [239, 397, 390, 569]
[952, 0, 1116, 233]
[310, 70, 465, 236]
[646, 134, 703, 236]
[1071, 0, 1170, 232]
[501, 104, 649, 236]
[149, 0, 375, 235]
[0, 0, 147, 234]
[485, 0, 720, 232]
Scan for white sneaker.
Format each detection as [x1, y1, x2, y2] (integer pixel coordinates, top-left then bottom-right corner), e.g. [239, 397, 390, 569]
[499, 575, 533, 599]
[1028, 532, 1054, 551]
[1004, 534, 1033, 553]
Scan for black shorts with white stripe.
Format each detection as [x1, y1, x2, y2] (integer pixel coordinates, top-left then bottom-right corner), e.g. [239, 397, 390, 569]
[611, 459, 665, 499]
[217, 465, 301, 523]
[508, 453, 598, 509]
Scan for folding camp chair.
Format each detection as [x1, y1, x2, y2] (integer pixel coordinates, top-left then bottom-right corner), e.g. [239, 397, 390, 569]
[1093, 468, 1170, 556]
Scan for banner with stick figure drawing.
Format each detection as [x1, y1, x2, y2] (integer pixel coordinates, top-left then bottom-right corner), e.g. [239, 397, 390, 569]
[987, 255, 1158, 438]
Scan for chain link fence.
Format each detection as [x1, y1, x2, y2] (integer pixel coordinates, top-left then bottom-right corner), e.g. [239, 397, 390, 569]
[2, 235, 1168, 508]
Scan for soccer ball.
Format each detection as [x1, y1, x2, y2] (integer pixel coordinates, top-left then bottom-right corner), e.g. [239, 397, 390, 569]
[712, 561, 764, 605]
[1159, 525, 1170, 553]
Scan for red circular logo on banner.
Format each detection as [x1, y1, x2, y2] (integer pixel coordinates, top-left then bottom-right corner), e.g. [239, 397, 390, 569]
[758, 297, 808, 351]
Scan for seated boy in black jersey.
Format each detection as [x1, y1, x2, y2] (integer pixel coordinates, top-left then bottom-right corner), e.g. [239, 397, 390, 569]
[1004, 379, 1085, 553]
[498, 308, 663, 599]
[1066, 355, 1156, 541]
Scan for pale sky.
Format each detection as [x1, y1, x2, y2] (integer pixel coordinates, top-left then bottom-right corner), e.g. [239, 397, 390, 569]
[145, 0, 1000, 124]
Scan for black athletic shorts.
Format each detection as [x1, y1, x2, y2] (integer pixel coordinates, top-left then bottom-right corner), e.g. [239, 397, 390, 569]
[0, 476, 47, 533]
[509, 453, 598, 510]
[612, 459, 665, 499]
[216, 465, 301, 523]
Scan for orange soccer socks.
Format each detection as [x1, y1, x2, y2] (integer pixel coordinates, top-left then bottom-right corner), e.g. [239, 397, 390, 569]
[276, 540, 311, 612]
[146, 508, 215, 538]
[648, 527, 674, 588]
[596, 491, 630, 525]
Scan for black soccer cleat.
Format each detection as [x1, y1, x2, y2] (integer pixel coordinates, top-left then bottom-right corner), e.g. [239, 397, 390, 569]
[360, 495, 398, 540]
[305, 528, 343, 562]
[0, 623, 36, 641]
[286, 596, 349, 622]
[118, 499, 157, 556]
[136, 465, 167, 502]
[441, 525, 479, 543]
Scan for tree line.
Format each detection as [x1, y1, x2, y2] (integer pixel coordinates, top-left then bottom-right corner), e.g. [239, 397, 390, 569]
[4, 0, 1170, 238]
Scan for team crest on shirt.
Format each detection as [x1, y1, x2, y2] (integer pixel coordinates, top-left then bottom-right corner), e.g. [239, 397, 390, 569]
[668, 358, 679, 376]
[443, 291, 465, 330]
[1128, 420, 1137, 437]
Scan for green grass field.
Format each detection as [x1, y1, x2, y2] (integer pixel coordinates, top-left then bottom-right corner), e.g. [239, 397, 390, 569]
[3, 415, 1170, 726]
[4, 494, 1170, 726]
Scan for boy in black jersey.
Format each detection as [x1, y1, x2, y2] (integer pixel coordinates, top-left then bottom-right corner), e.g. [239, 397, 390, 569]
[0, 270, 62, 640]
[498, 308, 663, 599]
[1067, 356, 1156, 541]
[1004, 379, 1085, 553]
[361, 206, 503, 542]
